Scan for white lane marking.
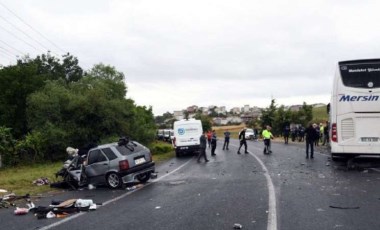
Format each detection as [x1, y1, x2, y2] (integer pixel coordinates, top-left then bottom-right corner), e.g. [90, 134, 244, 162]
[38, 157, 194, 230]
[231, 143, 278, 230]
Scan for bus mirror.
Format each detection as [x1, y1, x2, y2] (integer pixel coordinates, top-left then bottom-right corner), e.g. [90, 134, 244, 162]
[327, 103, 330, 114]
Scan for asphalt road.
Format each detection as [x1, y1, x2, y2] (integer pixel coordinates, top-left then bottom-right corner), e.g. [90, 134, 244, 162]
[2, 139, 380, 230]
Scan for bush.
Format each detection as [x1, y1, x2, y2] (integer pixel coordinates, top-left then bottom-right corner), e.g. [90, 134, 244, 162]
[150, 142, 173, 155]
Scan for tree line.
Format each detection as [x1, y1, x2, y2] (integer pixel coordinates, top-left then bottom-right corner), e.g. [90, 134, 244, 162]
[0, 53, 156, 166]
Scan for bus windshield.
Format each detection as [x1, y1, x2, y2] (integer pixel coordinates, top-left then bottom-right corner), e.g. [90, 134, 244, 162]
[339, 62, 380, 88]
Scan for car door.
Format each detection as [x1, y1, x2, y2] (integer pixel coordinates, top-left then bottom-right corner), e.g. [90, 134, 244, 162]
[85, 149, 110, 183]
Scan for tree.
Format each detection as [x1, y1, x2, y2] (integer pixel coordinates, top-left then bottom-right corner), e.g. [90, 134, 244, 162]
[0, 53, 83, 138]
[194, 114, 212, 132]
[25, 64, 155, 161]
[260, 99, 277, 129]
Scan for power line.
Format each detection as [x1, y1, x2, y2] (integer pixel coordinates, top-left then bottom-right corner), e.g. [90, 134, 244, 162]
[0, 2, 66, 54]
[0, 47, 16, 59]
[0, 23, 43, 52]
[0, 45, 18, 57]
[0, 15, 55, 54]
[0, 39, 24, 55]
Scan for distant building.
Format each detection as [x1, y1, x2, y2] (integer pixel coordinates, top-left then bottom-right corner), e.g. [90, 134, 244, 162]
[243, 105, 250, 113]
[230, 107, 241, 114]
[173, 110, 184, 120]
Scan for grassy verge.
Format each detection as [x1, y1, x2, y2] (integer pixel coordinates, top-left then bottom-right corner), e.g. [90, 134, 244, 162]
[150, 141, 175, 163]
[0, 162, 63, 196]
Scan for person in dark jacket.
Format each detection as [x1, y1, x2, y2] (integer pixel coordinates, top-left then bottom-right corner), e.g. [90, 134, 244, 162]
[237, 128, 248, 154]
[211, 130, 217, 156]
[283, 126, 290, 144]
[222, 129, 231, 150]
[305, 123, 318, 158]
[197, 131, 209, 163]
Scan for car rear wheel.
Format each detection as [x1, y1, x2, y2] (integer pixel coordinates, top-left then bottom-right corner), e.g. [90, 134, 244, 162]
[137, 172, 151, 183]
[106, 172, 122, 189]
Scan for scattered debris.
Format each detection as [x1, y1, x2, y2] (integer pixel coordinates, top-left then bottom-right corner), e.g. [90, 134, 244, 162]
[150, 173, 158, 179]
[169, 180, 186, 185]
[318, 174, 326, 179]
[0, 189, 7, 193]
[317, 208, 325, 212]
[88, 184, 96, 190]
[362, 170, 369, 173]
[155, 206, 161, 209]
[326, 162, 330, 166]
[32, 198, 100, 219]
[14, 207, 29, 215]
[233, 223, 243, 229]
[126, 186, 137, 191]
[329, 205, 359, 210]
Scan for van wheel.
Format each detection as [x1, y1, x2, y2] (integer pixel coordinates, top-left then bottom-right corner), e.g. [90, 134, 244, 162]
[137, 172, 151, 183]
[106, 172, 122, 189]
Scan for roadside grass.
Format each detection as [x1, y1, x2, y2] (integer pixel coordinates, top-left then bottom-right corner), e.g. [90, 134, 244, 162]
[0, 162, 63, 196]
[213, 124, 245, 139]
[150, 141, 175, 163]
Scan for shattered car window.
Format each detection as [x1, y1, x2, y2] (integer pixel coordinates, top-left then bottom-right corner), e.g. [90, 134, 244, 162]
[87, 150, 107, 165]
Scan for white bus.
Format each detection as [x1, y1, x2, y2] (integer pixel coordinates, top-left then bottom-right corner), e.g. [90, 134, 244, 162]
[329, 59, 380, 160]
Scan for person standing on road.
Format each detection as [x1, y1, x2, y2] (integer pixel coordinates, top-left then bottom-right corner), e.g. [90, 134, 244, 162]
[211, 130, 217, 156]
[314, 124, 320, 146]
[222, 129, 231, 150]
[305, 123, 318, 159]
[207, 130, 212, 148]
[262, 125, 274, 154]
[322, 121, 329, 146]
[283, 125, 290, 144]
[197, 131, 209, 163]
[237, 128, 248, 154]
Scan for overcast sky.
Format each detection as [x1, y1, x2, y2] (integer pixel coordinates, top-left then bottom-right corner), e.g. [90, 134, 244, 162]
[1, 0, 379, 115]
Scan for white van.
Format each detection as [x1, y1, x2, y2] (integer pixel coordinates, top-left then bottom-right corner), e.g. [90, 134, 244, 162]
[173, 119, 203, 157]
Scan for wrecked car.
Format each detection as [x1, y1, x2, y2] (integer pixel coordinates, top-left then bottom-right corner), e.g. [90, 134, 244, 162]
[56, 137, 155, 189]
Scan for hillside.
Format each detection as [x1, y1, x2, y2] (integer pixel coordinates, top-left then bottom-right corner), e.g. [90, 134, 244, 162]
[312, 105, 328, 123]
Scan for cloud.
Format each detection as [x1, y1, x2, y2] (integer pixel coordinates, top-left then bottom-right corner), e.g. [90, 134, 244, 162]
[1, 0, 380, 115]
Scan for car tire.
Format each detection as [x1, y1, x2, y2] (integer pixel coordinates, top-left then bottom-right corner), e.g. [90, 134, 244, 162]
[137, 172, 151, 183]
[106, 172, 122, 189]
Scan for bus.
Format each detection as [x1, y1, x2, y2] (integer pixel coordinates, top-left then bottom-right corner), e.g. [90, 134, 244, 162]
[329, 59, 380, 160]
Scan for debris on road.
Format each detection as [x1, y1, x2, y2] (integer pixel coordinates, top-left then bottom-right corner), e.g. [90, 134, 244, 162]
[150, 173, 158, 179]
[32, 198, 100, 219]
[32, 177, 50, 186]
[233, 223, 243, 229]
[329, 205, 360, 209]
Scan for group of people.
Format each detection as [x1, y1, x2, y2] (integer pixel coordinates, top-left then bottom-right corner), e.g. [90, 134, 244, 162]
[197, 126, 274, 162]
[198, 122, 329, 162]
[283, 122, 329, 146]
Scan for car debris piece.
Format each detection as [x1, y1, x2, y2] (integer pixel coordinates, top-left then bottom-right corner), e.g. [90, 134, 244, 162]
[329, 205, 360, 209]
[233, 223, 243, 229]
[150, 173, 158, 179]
[14, 207, 29, 215]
